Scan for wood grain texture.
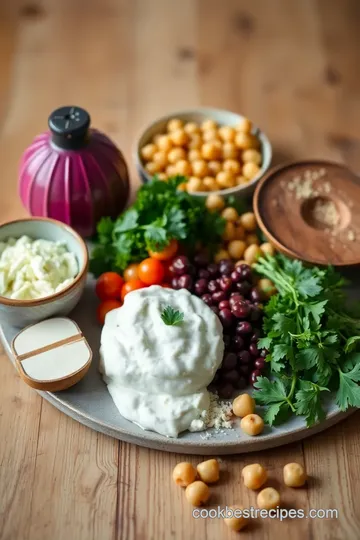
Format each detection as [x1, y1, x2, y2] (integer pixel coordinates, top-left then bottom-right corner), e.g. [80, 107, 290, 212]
[1, 0, 360, 539]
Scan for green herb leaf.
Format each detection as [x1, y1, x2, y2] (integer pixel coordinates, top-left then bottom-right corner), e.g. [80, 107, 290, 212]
[160, 306, 184, 326]
[336, 364, 360, 410]
[294, 381, 328, 427]
[345, 336, 360, 353]
[113, 209, 139, 233]
[254, 376, 289, 404]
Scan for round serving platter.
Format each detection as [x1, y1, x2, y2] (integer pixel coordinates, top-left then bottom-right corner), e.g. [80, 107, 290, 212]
[1, 276, 357, 455]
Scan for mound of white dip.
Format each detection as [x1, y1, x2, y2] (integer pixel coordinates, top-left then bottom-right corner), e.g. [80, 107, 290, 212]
[100, 285, 224, 437]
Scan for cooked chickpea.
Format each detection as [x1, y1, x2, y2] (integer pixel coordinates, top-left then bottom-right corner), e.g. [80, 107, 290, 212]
[243, 162, 260, 180]
[218, 125, 235, 142]
[215, 249, 231, 262]
[170, 128, 189, 147]
[157, 135, 173, 153]
[240, 212, 257, 232]
[202, 176, 218, 191]
[167, 147, 186, 164]
[235, 132, 258, 150]
[260, 242, 275, 256]
[258, 278, 277, 298]
[244, 244, 262, 265]
[221, 207, 239, 222]
[157, 172, 168, 181]
[223, 159, 241, 175]
[257, 487, 281, 510]
[201, 119, 217, 131]
[166, 164, 177, 177]
[175, 159, 192, 176]
[242, 149, 262, 165]
[145, 161, 162, 175]
[216, 171, 235, 189]
[234, 224, 246, 240]
[202, 129, 219, 143]
[283, 462, 307, 487]
[192, 160, 208, 178]
[223, 506, 249, 532]
[185, 481, 210, 506]
[233, 393, 255, 418]
[241, 463, 268, 490]
[235, 259, 247, 267]
[206, 193, 225, 211]
[197, 459, 220, 484]
[183, 121, 199, 135]
[222, 142, 238, 160]
[167, 118, 183, 132]
[188, 133, 202, 150]
[235, 175, 249, 186]
[241, 414, 264, 436]
[188, 149, 202, 162]
[152, 150, 168, 169]
[187, 176, 203, 193]
[236, 117, 252, 133]
[141, 143, 157, 161]
[207, 160, 222, 175]
[177, 182, 188, 192]
[222, 221, 236, 242]
[201, 142, 222, 161]
[172, 462, 197, 487]
[228, 240, 246, 259]
[246, 234, 260, 246]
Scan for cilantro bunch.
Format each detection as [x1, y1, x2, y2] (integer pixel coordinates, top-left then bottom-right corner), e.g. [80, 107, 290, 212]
[253, 254, 360, 427]
[90, 176, 225, 276]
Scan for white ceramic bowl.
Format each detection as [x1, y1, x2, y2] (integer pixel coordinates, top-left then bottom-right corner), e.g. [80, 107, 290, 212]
[0, 217, 88, 327]
[135, 107, 272, 198]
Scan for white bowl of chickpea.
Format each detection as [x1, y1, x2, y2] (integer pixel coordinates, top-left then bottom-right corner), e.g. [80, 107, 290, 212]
[136, 108, 272, 197]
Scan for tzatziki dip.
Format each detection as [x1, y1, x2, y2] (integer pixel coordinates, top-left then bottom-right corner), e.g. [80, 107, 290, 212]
[100, 285, 224, 437]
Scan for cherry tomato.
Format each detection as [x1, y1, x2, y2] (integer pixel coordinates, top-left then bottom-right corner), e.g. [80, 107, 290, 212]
[97, 299, 122, 325]
[121, 279, 146, 301]
[148, 239, 179, 260]
[138, 258, 165, 285]
[95, 272, 124, 301]
[123, 263, 139, 282]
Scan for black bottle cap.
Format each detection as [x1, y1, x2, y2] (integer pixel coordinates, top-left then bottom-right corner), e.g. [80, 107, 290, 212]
[48, 106, 91, 149]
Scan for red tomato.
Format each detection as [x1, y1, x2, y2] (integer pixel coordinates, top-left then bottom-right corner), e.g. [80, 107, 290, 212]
[138, 258, 165, 285]
[123, 263, 139, 282]
[121, 279, 146, 301]
[148, 239, 179, 261]
[97, 299, 122, 325]
[95, 272, 124, 301]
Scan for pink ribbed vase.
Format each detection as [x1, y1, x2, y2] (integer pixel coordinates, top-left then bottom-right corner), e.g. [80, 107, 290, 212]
[19, 106, 130, 237]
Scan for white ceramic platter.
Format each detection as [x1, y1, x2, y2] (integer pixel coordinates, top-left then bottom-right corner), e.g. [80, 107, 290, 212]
[1, 276, 357, 455]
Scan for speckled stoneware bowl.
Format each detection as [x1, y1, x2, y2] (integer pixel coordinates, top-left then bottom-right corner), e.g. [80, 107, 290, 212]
[0, 218, 88, 327]
[135, 108, 272, 198]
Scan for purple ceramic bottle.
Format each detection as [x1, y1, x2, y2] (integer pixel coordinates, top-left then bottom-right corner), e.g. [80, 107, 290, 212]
[19, 106, 130, 237]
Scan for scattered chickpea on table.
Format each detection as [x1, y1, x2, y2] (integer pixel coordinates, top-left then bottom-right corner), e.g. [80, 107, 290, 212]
[140, 117, 263, 192]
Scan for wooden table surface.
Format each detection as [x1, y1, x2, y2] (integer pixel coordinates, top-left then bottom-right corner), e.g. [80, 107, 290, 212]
[1, 1, 360, 539]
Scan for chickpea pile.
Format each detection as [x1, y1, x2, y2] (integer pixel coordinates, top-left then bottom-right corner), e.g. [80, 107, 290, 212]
[140, 117, 263, 192]
[172, 458, 220, 506]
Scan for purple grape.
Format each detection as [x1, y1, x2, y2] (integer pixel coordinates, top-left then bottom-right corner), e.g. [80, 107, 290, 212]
[231, 301, 251, 319]
[194, 278, 208, 296]
[229, 293, 244, 307]
[236, 281, 252, 296]
[219, 276, 232, 292]
[230, 270, 242, 283]
[250, 369, 261, 386]
[260, 349, 269, 358]
[168, 263, 177, 277]
[254, 358, 266, 370]
[233, 335, 245, 350]
[218, 308, 233, 328]
[238, 350, 251, 364]
[201, 293, 213, 306]
[212, 290, 227, 304]
[250, 329, 261, 343]
[250, 306, 262, 322]
[236, 264, 252, 281]
[218, 383, 234, 399]
[249, 287, 262, 303]
[236, 321, 253, 335]
[210, 305, 219, 316]
[249, 343, 259, 357]
[172, 255, 191, 275]
[223, 334, 231, 348]
[219, 300, 230, 310]
[194, 252, 210, 267]
[208, 279, 220, 293]
[223, 352, 237, 370]
[239, 364, 250, 376]
[236, 376, 247, 390]
[207, 263, 219, 277]
[178, 274, 193, 291]
[223, 369, 239, 384]
[219, 259, 234, 276]
[171, 277, 179, 289]
[198, 269, 210, 280]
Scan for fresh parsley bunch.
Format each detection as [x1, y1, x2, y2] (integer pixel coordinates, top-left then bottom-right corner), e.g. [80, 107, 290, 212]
[90, 176, 225, 276]
[253, 254, 360, 427]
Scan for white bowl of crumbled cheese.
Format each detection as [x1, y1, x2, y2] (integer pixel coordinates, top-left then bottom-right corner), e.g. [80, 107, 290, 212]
[0, 217, 88, 327]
